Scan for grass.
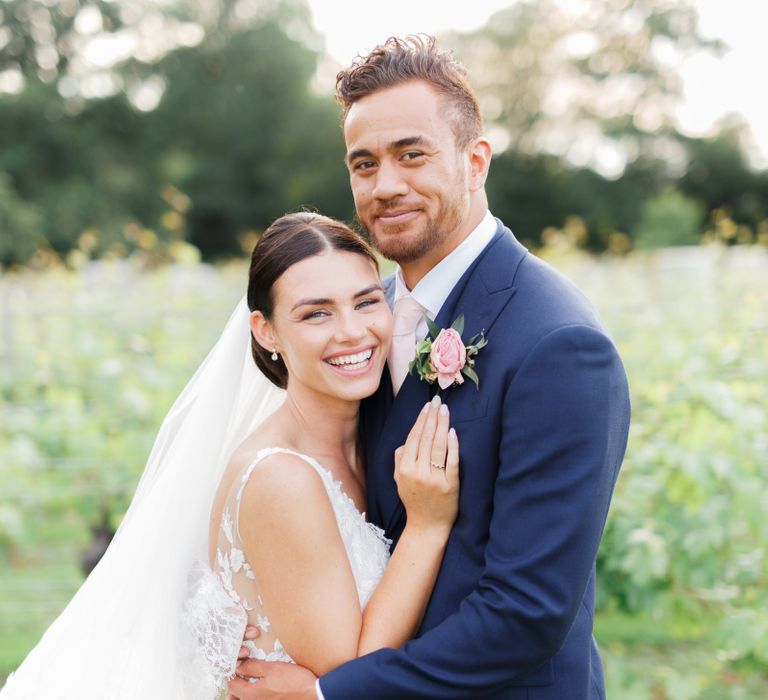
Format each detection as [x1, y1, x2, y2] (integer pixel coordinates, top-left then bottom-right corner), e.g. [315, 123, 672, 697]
[0, 557, 82, 682]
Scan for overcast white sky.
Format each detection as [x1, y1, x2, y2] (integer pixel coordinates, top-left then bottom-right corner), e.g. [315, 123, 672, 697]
[306, 0, 767, 167]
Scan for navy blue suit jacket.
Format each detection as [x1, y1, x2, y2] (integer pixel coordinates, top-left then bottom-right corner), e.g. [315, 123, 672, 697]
[320, 221, 630, 699]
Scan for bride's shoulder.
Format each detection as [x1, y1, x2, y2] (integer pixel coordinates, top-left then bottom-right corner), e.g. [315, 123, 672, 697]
[238, 450, 329, 512]
[237, 451, 338, 546]
[245, 449, 322, 484]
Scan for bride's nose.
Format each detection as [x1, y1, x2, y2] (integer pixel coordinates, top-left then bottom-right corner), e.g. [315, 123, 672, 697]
[334, 309, 367, 343]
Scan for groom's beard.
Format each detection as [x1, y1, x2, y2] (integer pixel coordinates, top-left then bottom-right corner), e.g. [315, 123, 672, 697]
[361, 177, 468, 265]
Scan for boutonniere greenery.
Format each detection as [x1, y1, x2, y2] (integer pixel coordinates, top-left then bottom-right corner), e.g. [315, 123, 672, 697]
[408, 313, 488, 391]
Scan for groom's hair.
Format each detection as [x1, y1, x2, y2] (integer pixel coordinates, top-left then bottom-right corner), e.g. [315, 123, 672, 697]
[247, 211, 379, 388]
[335, 35, 483, 150]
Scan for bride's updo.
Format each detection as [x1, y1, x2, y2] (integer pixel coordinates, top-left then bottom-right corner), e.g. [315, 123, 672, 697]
[247, 211, 379, 388]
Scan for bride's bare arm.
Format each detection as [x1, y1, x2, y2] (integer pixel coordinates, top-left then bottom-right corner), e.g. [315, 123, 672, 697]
[356, 397, 459, 655]
[238, 398, 459, 677]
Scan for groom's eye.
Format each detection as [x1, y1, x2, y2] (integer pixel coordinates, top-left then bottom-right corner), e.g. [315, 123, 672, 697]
[353, 160, 376, 172]
[402, 151, 424, 161]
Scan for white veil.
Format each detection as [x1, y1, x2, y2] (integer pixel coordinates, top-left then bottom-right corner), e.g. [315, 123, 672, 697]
[1, 297, 285, 700]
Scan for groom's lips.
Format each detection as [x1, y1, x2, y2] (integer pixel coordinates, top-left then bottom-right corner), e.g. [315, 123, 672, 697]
[376, 209, 420, 225]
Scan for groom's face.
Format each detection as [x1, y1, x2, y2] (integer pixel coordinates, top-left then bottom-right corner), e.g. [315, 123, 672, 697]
[343, 80, 471, 269]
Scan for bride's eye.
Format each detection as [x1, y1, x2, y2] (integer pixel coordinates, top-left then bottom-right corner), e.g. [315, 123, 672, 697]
[303, 309, 330, 320]
[356, 298, 379, 310]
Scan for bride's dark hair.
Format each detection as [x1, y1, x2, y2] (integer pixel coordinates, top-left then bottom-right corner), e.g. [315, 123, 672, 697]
[247, 211, 379, 388]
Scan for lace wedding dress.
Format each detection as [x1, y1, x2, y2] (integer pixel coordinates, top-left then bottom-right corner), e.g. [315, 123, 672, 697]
[183, 447, 391, 698]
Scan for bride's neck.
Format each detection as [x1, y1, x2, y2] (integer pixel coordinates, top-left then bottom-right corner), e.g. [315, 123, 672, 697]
[277, 384, 360, 465]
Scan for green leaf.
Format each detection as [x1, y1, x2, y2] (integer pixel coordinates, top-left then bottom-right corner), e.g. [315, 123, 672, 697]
[461, 365, 480, 388]
[451, 313, 465, 336]
[467, 332, 488, 349]
[425, 317, 441, 339]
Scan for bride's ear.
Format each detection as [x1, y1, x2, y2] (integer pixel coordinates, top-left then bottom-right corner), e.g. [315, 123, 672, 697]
[250, 310, 280, 353]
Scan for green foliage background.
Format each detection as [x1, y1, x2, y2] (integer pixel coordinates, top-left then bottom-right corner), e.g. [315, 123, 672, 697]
[1, 244, 766, 698]
[1, 0, 768, 265]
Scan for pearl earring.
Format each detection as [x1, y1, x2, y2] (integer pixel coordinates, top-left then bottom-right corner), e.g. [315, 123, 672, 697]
[271, 350, 278, 361]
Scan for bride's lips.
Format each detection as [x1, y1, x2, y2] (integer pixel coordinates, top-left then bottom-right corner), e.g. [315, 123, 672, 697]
[323, 345, 378, 376]
[375, 209, 420, 225]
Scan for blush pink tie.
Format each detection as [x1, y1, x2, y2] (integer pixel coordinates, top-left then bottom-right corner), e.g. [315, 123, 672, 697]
[388, 294, 426, 395]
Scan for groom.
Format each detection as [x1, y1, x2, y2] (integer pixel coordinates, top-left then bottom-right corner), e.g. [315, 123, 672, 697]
[229, 36, 630, 699]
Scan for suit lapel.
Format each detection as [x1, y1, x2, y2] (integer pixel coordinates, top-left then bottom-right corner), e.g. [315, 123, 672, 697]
[375, 222, 527, 537]
[431, 223, 524, 345]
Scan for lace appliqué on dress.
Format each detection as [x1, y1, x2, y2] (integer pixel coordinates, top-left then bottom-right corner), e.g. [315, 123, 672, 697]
[216, 508, 256, 610]
[183, 447, 391, 697]
[181, 562, 248, 698]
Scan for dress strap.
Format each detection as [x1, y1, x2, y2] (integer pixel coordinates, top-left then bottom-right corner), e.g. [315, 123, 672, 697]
[232, 447, 332, 542]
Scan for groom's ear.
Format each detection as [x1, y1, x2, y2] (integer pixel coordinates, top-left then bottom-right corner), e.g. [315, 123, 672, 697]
[467, 137, 492, 192]
[250, 310, 279, 353]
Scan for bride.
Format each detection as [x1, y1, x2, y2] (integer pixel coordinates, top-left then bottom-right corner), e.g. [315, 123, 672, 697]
[1, 211, 459, 699]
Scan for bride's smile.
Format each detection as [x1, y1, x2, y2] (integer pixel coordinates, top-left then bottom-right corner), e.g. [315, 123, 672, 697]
[324, 346, 376, 373]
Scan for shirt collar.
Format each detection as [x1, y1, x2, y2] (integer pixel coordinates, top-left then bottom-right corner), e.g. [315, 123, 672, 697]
[393, 210, 497, 318]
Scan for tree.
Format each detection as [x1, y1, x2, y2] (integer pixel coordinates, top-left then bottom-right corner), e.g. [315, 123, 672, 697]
[446, 0, 721, 178]
[486, 150, 648, 250]
[0, 0, 352, 263]
[678, 119, 768, 232]
[145, 21, 350, 258]
[0, 173, 41, 265]
[633, 189, 704, 248]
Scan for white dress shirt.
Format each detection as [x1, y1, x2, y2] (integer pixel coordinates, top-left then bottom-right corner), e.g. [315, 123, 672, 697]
[315, 210, 497, 700]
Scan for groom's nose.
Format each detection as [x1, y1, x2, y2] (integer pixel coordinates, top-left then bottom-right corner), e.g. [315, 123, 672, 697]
[372, 159, 409, 200]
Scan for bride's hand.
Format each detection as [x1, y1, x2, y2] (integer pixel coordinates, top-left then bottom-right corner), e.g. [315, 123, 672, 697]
[394, 395, 459, 536]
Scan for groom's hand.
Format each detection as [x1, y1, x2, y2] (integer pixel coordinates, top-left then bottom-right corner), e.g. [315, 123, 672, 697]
[227, 659, 317, 700]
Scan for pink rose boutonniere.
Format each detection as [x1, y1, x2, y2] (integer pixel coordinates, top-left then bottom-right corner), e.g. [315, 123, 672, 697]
[408, 313, 488, 391]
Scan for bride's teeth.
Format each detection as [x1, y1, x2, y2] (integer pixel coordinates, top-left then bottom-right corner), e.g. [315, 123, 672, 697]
[327, 349, 373, 367]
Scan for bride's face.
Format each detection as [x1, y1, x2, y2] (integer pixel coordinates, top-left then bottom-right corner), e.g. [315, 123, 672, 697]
[262, 249, 392, 401]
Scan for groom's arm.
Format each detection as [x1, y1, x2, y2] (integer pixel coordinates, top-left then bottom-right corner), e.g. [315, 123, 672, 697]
[317, 324, 630, 698]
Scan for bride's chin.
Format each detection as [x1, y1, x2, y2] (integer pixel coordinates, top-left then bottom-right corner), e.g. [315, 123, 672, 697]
[325, 369, 384, 401]
[338, 377, 382, 400]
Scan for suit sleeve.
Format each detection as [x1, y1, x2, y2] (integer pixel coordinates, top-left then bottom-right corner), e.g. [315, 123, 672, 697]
[319, 324, 631, 698]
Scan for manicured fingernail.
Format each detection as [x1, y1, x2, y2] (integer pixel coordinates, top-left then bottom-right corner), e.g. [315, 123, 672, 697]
[422, 402, 430, 413]
[431, 395, 441, 406]
[244, 628, 257, 639]
[449, 428, 457, 438]
[440, 403, 449, 416]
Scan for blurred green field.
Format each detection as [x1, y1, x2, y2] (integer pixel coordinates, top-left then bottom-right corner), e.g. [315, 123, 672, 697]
[1, 245, 767, 697]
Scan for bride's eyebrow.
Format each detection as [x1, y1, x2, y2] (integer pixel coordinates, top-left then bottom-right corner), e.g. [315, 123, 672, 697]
[291, 284, 384, 312]
[354, 283, 385, 298]
[291, 297, 332, 311]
